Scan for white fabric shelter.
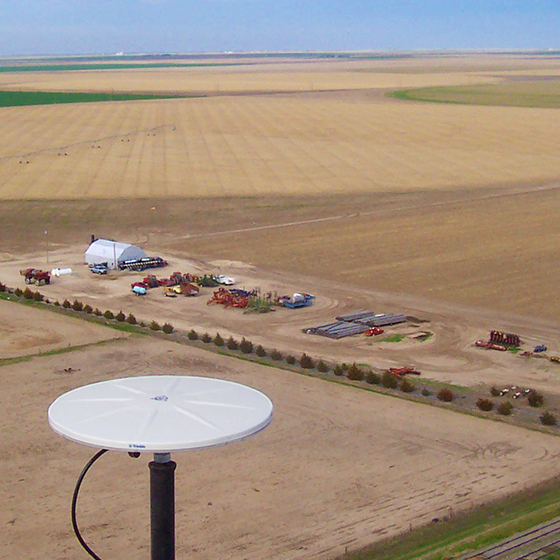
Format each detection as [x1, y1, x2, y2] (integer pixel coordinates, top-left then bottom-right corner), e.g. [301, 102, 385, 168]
[85, 239, 147, 269]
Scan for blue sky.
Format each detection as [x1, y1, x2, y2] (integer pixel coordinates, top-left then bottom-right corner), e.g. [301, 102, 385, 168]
[0, 0, 558, 56]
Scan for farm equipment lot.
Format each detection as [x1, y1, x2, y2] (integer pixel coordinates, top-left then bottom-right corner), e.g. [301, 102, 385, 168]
[3, 247, 560, 399]
[4, 333, 560, 560]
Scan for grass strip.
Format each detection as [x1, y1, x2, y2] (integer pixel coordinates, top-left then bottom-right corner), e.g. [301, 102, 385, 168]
[0, 90, 189, 108]
[380, 334, 406, 343]
[0, 62, 241, 73]
[0, 337, 129, 368]
[387, 83, 560, 109]
[340, 477, 560, 560]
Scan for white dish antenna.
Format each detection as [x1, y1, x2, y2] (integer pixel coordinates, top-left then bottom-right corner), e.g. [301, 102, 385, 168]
[48, 375, 273, 453]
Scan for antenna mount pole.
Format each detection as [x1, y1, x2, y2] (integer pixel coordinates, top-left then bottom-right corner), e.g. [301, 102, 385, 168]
[149, 453, 176, 560]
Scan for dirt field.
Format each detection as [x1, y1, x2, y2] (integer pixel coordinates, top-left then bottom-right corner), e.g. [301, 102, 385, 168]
[3, 305, 560, 560]
[0, 296, 124, 358]
[3, 54, 560, 560]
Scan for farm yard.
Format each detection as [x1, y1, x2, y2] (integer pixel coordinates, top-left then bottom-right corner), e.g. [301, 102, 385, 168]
[5, 246, 560, 403]
[3, 52, 560, 560]
[4, 244, 560, 560]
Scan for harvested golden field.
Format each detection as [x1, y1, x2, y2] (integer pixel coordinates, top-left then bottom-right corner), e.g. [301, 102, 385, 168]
[0, 67, 483, 94]
[1, 85, 560, 199]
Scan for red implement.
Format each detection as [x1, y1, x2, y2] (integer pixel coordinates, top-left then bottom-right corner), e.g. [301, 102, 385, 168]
[365, 327, 384, 336]
[388, 366, 421, 377]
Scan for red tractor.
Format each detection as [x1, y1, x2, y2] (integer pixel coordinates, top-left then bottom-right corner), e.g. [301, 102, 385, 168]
[20, 268, 51, 285]
[388, 366, 421, 377]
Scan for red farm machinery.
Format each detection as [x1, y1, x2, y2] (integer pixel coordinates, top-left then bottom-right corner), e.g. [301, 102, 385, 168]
[387, 366, 421, 377]
[475, 330, 521, 352]
[207, 288, 250, 308]
[20, 268, 51, 285]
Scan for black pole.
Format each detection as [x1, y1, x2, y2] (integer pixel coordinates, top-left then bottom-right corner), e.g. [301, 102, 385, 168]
[149, 455, 177, 560]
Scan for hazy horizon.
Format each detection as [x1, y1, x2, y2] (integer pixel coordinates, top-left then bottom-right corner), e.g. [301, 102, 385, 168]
[1, 1, 558, 58]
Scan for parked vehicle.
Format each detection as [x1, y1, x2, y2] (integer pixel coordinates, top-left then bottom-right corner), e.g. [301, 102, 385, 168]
[197, 275, 219, 287]
[164, 286, 180, 297]
[365, 327, 384, 336]
[215, 275, 235, 285]
[278, 293, 315, 309]
[388, 366, 421, 377]
[90, 263, 108, 275]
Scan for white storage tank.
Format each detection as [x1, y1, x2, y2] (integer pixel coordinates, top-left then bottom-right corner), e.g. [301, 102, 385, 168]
[51, 268, 73, 277]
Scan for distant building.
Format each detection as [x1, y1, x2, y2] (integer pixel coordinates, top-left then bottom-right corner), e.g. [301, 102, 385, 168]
[85, 239, 147, 270]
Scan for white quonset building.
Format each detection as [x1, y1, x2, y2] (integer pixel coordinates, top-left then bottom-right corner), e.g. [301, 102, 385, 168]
[85, 239, 147, 270]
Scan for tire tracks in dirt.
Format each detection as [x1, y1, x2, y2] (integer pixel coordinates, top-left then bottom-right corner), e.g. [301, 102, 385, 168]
[178, 181, 560, 240]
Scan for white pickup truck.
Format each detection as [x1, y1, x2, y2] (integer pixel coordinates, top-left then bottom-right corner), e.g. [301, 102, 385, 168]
[215, 275, 235, 285]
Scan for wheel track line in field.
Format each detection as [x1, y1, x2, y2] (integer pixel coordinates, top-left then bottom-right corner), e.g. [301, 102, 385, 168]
[207, 101, 246, 195]
[86, 104, 134, 197]
[180, 182, 560, 240]
[113, 103, 136, 197]
[237, 98, 296, 194]
[231, 99, 262, 195]
[192, 101, 225, 197]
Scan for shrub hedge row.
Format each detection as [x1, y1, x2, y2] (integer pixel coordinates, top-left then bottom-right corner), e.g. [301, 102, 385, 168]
[2, 285, 175, 335]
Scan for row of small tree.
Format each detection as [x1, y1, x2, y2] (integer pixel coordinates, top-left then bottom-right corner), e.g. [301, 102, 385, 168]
[187, 329, 320, 366]
[12, 286, 44, 302]
[184, 329, 460, 400]
[478, 392, 556, 425]
[55, 298, 175, 333]
[7, 286, 175, 334]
